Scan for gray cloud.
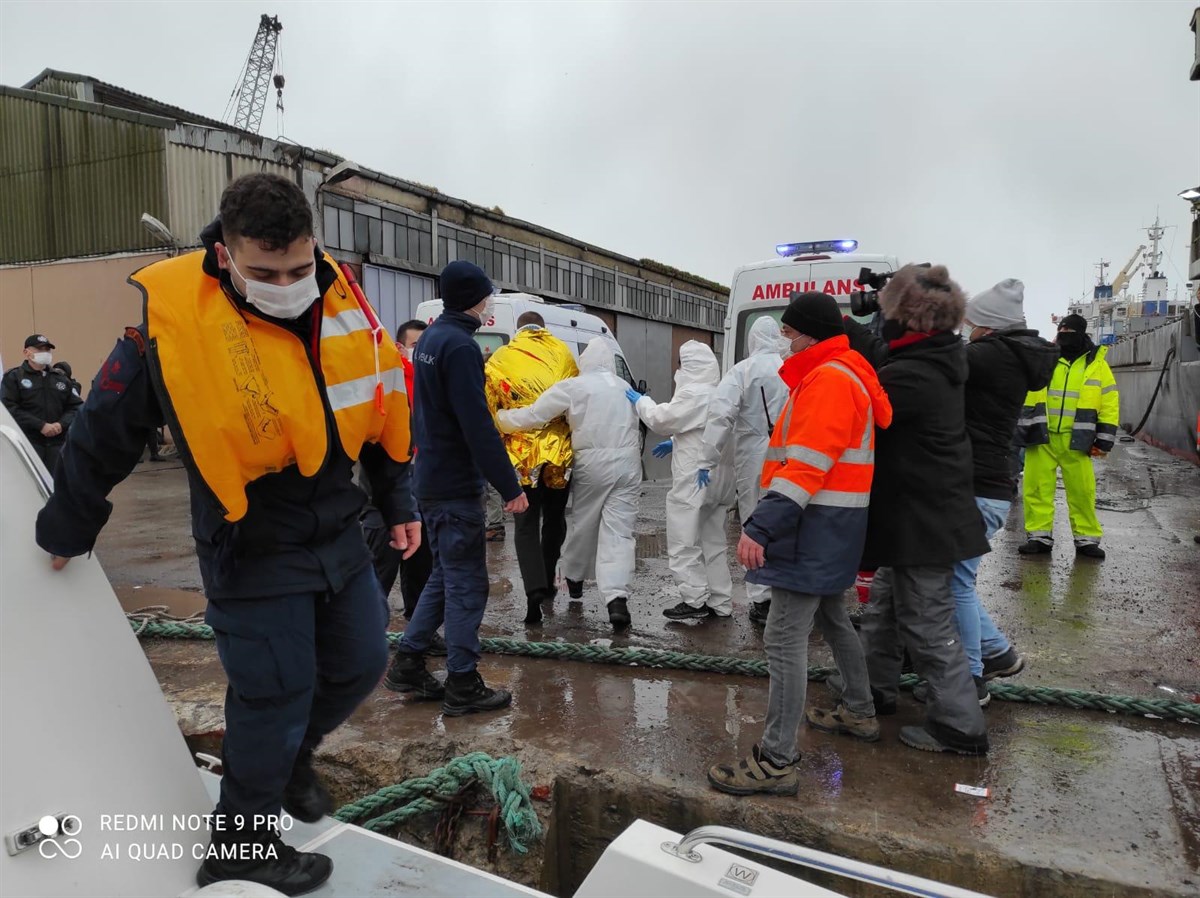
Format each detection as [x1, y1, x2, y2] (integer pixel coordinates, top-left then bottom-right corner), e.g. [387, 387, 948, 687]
[2, 0, 1196, 334]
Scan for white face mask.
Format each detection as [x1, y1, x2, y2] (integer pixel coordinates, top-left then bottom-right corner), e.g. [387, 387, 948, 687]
[476, 295, 496, 323]
[226, 251, 319, 320]
[32, 351, 53, 366]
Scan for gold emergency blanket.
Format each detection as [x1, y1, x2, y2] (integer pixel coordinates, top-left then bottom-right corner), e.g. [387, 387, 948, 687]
[485, 328, 578, 488]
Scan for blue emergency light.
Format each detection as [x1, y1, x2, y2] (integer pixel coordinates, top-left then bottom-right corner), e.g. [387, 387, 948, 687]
[775, 239, 858, 257]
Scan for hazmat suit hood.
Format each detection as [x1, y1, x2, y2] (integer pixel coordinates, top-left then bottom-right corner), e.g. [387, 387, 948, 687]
[747, 315, 783, 358]
[674, 341, 720, 391]
[579, 337, 618, 376]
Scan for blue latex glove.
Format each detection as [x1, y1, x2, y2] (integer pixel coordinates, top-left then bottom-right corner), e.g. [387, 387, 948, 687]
[696, 469, 711, 488]
[652, 439, 674, 459]
[625, 387, 643, 404]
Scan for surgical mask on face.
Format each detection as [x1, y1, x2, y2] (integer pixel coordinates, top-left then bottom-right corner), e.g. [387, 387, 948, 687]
[476, 294, 496, 323]
[226, 250, 319, 320]
[32, 351, 53, 366]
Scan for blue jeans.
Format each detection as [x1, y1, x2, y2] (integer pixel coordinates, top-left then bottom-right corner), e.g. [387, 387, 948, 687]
[398, 498, 489, 674]
[951, 497, 1012, 677]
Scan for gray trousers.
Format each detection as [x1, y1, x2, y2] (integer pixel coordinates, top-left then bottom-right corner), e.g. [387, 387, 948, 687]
[860, 565, 988, 751]
[761, 587, 874, 765]
[484, 485, 505, 529]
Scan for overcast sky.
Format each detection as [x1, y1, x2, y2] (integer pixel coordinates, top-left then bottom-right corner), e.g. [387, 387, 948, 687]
[2, 0, 1197, 334]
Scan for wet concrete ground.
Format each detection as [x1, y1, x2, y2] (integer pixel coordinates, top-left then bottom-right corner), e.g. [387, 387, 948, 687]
[99, 439, 1199, 896]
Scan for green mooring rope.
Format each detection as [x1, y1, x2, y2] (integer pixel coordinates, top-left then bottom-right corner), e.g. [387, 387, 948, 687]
[129, 618, 1200, 724]
[332, 751, 542, 854]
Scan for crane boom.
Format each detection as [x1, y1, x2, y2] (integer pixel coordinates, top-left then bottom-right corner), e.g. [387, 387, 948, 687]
[229, 14, 283, 134]
[1110, 244, 1146, 296]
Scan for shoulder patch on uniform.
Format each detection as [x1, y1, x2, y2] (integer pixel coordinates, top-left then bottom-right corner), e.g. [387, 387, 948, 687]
[125, 326, 147, 356]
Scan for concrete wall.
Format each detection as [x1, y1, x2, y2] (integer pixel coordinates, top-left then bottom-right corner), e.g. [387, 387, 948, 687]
[0, 252, 164, 392]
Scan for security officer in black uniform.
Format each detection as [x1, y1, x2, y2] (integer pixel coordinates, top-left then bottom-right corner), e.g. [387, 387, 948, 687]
[1, 334, 82, 470]
[35, 174, 419, 896]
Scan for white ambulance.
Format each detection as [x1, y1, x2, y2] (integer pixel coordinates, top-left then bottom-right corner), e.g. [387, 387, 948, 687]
[721, 239, 900, 371]
[415, 292, 641, 388]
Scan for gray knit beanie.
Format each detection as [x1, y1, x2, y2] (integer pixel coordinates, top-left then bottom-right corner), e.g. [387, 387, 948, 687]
[965, 278, 1026, 330]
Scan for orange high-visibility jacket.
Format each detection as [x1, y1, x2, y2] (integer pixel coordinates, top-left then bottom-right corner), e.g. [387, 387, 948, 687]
[743, 335, 893, 593]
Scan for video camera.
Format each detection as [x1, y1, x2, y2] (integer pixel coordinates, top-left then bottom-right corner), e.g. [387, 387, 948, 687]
[848, 263, 931, 318]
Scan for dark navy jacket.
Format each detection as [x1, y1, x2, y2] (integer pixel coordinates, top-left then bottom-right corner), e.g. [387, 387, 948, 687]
[34, 221, 415, 600]
[411, 310, 521, 504]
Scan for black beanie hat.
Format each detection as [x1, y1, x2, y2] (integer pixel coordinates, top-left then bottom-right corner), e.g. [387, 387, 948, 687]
[1059, 313, 1088, 333]
[439, 261, 493, 312]
[781, 291, 844, 341]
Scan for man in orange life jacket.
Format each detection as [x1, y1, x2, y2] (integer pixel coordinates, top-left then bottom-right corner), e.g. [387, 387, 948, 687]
[34, 174, 419, 895]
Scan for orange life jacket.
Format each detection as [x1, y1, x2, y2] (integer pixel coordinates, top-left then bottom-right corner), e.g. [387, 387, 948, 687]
[132, 250, 410, 522]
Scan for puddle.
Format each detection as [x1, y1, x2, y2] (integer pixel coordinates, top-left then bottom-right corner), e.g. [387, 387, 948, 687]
[114, 584, 207, 617]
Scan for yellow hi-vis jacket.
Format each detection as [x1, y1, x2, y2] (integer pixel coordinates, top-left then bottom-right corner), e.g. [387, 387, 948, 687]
[132, 251, 411, 522]
[1018, 345, 1119, 453]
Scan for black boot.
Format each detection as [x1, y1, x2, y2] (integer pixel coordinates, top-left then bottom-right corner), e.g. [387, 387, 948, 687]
[566, 578, 584, 599]
[442, 670, 512, 717]
[196, 829, 332, 896]
[748, 601, 770, 625]
[607, 596, 631, 630]
[1074, 542, 1106, 560]
[383, 651, 444, 699]
[524, 594, 543, 625]
[282, 749, 333, 824]
[1018, 538, 1052, 556]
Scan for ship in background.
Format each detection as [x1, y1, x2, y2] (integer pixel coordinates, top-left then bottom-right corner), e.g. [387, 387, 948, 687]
[1063, 215, 1200, 466]
[1061, 9, 1200, 466]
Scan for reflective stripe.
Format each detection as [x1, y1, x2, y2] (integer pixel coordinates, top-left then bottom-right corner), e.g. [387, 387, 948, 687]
[1018, 414, 1048, 426]
[825, 362, 870, 398]
[810, 489, 870, 508]
[786, 445, 836, 471]
[1101, 384, 1118, 394]
[1048, 389, 1080, 399]
[765, 446, 785, 462]
[1073, 421, 1096, 432]
[322, 308, 372, 339]
[1084, 379, 1103, 387]
[326, 365, 404, 412]
[768, 477, 812, 508]
[839, 447, 874, 464]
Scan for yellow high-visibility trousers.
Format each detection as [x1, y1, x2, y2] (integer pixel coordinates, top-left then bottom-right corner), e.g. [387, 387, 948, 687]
[1023, 431, 1103, 543]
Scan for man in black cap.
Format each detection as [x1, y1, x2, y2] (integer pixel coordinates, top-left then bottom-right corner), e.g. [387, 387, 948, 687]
[2, 335, 82, 469]
[385, 261, 527, 715]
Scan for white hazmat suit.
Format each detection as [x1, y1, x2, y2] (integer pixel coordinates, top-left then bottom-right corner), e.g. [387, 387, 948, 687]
[697, 316, 789, 609]
[496, 338, 641, 605]
[634, 341, 735, 617]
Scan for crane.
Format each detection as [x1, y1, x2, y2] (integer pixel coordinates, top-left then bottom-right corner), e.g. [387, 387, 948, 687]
[1110, 244, 1146, 297]
[224, 14, 284, 134]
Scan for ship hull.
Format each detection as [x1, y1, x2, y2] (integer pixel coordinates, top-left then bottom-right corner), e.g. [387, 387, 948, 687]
[1108, 314, 1200, 465]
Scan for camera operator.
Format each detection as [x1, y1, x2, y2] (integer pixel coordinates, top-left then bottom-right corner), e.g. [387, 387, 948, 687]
[841, 264, 990, 756]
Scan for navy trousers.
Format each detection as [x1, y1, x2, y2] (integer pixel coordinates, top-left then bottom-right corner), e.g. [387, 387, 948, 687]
[206, 563, 389, 823]
[397, 497, 489, 674]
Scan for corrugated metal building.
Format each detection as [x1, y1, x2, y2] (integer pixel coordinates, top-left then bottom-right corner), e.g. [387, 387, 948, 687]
[1, 67, 730, 476]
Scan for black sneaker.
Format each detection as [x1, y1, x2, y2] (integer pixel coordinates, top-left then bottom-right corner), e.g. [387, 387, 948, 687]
[899, 725, 988, 756]
[383, 652, 445, 699]
[982, 647, 1025, 681]
[196, 831, 332, 896]
[748, 601, 770, 625]
[282, 751, 333, 824]
[662, 601, 710, 621]
[442, 670, 512, 716]
[427, 632, 448, 657]
[566, 579, 584, 599]
[847, 603, 867, 630]
[486, 527, 506, 542]
[1018, 538, 1052, 556]
[1075, 542, 1106, 560]
[607, 596, 631, 630]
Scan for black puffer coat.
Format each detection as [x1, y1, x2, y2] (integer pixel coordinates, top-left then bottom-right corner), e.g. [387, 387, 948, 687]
[965, 329, 1058, 499]
[845, 323, 989, 568]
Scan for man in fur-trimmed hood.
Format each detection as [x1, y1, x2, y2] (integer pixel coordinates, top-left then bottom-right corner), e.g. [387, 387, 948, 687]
[842, 263, 991, 758]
